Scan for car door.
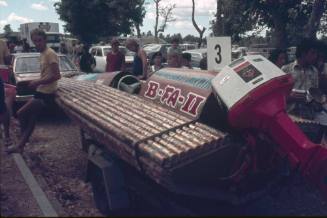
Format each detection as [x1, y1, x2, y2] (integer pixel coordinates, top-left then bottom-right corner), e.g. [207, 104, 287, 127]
[93, 47, 105, 73]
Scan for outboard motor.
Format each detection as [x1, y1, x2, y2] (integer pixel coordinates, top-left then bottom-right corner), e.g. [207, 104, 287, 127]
[211, 55, 327, 197]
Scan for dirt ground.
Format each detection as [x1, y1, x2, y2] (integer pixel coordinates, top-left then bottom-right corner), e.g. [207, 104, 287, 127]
[0, 142, 42, 217]
[0, 113, 102, 217]
[1, 110, 327, 216]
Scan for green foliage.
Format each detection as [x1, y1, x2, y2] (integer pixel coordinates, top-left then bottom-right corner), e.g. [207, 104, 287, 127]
[183, 34, 199, 43]
[54, 0, 145, 44]
[3, 24, 13, 38]
[212, 0, 327, 47]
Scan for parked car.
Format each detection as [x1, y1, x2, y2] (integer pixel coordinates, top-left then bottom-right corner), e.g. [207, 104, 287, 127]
[143, 43, 171, 64]
[9, 52, 82, 102]
[89, 45, 134, 73]
[180, 43, 197, 51]
[232, 47, 248, 60]
[182, 48, 207, 69]
[247, 44, 275, 58]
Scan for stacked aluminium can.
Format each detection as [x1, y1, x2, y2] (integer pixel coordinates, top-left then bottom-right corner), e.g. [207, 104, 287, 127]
[56, 78, 229, 188]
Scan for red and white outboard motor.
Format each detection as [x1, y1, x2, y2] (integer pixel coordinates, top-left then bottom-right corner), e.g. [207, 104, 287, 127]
[211, 55, 327, 197]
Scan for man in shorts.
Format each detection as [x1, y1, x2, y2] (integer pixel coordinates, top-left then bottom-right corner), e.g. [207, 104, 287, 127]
[6, 28, 61, 153]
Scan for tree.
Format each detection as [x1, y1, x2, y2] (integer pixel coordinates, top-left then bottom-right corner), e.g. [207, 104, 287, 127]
[212, 0, 224, 36]
[153, 0, 176, 42]
[304, 0, 327, 38]
[211, 0, 327, 48]
[146, 30, 153, 36]
[183, 34, 199, 43]
[191, 0, 206, 48]
[3, 24, 13, 38]
[211, 1, 254, 41]
[169, 33, 183, 43]
[131, 0, 146, 38]
[241, 0, 301, 48]
[54, 0, 146, 44]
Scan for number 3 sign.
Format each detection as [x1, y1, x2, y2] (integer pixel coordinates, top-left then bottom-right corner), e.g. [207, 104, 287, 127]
[207, 37, 231, 71]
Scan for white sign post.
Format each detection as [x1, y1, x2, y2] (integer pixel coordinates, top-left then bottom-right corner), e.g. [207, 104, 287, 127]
[207, 37, 231, 71]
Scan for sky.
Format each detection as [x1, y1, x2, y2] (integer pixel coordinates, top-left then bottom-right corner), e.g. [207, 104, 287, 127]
[0, 0, 216, 37]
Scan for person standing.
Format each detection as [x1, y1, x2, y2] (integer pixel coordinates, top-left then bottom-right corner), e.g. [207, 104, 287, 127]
[167, 51, 181, 68]
[6, 28, 61, 153]
[282, 38, 319, 119]
[181, 52, 193, 69]
[79, 45, 96, 73]
[282, 38, 319, 92]
[0, 77, 10, 146]
[167, 37, 182, 57]
[22, 38, 30, 52]
[167, 37, 182, 66]
[269, 49, 288, 68]
[0, 39, 11, 84]
[0, 39, 10, 65]
[106, 38, 126, 72]
[0, 38, 15, 146]
[0, 78, 16, 146]
[125, 38, 148, 80]
[150, 51, 164, 74]
[199, 55, 207, 70]
[14, 40, 23, 53]
[316, 40, 327, 95]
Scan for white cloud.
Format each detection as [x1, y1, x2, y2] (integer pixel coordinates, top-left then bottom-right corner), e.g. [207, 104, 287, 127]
[0, 20, 8, 29]
[150, 0, 216, 17]
[145, 0, 217, 21]
[49, 0, 59, 2]
[145, 0, 216, 29]
[8, 13, 33, 23]
[0, 0, 8, 7]
[171, 20, 193, 29]
[0, 13, 34, 30]
[31, 2, 48, 11]
[145, 11, 156, 20]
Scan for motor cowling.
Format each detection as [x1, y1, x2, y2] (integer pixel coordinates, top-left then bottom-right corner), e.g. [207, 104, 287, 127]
[211, 55, 327, 197]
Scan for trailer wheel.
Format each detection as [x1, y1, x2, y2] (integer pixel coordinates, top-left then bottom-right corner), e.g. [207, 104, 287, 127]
[90, 167, 110, 215]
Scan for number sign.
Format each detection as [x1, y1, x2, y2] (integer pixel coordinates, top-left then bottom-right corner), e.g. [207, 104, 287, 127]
[207, 37, 231, 71]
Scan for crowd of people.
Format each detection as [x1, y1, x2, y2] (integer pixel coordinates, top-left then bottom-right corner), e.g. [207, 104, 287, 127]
[5, 38, 31, 54]
[0, 27, 327, 153]
[75, 37, 207, 80]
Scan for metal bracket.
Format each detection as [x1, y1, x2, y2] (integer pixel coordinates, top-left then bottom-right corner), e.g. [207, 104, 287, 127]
[86, 145, 130, 211]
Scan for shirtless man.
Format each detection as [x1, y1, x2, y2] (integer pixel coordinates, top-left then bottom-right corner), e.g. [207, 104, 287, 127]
[125, 38, 148, 80]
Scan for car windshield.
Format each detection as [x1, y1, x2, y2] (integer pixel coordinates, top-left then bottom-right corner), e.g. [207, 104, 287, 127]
[15, 57, 40, 73]
[59, 56, 77, 72]
[15, 55, 77, 74]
